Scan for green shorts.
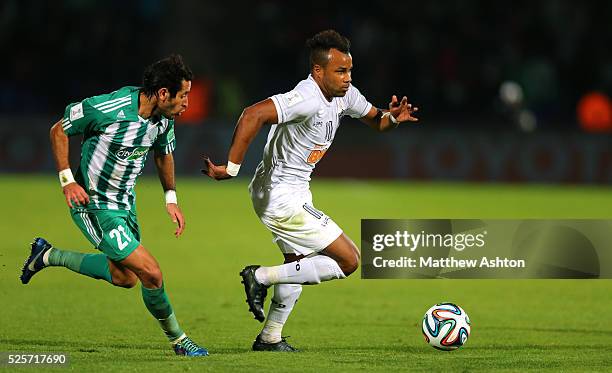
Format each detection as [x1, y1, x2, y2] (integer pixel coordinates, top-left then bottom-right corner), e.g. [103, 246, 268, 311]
[70, 207, 141, 262]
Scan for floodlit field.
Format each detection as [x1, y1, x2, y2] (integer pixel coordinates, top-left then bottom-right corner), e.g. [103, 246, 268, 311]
[1, 175, 611, 371]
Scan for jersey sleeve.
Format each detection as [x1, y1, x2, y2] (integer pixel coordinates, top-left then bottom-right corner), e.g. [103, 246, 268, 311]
[342, 85, 373, 118]
[270, 88, 319, 124]
[153, 120, 176, 154]
[61, 99, 98, 136]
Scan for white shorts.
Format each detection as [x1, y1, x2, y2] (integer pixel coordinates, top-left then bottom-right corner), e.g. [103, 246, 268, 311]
[249, 182, 343, 256]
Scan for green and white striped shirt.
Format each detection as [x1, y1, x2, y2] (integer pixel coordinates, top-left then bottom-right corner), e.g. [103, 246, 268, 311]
[62, 86, 176, 210]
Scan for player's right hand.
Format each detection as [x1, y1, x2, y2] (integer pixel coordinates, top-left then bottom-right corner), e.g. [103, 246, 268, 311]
[63, 182, 90, 208]
[201, 157, 233, 181]
[389, 95, 419, 123]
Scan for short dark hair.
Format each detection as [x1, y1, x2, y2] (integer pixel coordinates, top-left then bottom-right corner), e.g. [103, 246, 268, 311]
[306, 29, 351, 68]
[142, 54, 193, 98]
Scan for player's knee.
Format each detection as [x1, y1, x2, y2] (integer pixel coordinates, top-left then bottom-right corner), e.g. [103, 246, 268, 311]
[340, 251, 360, 277]
[343, 242, 361, 276]
[341, 258, 359, 276]
[145, 270, 163, 288]
[139, 266, 163, 288]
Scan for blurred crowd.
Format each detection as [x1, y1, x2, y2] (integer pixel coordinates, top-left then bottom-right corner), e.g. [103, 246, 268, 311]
[1, 0, 611, 130]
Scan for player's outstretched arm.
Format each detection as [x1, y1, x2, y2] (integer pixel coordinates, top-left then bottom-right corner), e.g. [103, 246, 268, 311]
[202, 98, 278, 181]
[50, 120, 90, 208]
[359, 95, 419, 132]
[154, 152, 185, 237]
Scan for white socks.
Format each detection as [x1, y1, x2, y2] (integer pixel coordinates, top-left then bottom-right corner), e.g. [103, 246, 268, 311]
[260, 284, 302, 343]
[255, 256, 346, 344]
[254, 255, 346, 286]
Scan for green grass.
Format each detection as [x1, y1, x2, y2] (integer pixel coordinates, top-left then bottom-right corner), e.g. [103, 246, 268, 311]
[1, 175, 611, 372]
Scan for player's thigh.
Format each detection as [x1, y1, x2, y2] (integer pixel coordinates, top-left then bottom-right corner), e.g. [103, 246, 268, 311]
[91, 210, 141, 262]
[119, 244, 160, 273]
[118, 244, 163, 287]
[257, 194, 344, 256]
[321, 233, 360, 266]
[70, 207, 105, 248]
[71, 208, 140, 282]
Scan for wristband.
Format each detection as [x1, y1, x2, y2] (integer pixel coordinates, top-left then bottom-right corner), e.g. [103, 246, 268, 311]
[59, 168, 75, 187]
[382, 112, 399, 124]
[389, 113, 399, 124]
[226, 161, 241, 177]
[165, 190, 178, 205]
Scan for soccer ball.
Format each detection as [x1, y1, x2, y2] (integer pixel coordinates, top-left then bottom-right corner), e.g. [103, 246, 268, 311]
[422, 303, 471, 351]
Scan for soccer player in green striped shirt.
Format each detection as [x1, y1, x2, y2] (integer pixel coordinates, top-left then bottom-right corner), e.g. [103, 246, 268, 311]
[20, 55, 208, 356]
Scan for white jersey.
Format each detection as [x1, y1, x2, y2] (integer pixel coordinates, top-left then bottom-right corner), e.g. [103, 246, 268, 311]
[252, 75, 372, 189]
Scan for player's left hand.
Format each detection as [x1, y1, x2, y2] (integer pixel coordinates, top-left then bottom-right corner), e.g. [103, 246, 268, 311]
[166, 203, 185, 238]
[201, 156, 233, 181]
[388, 95, 419, 123]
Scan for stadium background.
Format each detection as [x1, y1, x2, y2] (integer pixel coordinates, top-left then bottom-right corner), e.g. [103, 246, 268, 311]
[1, 1, 611, 371]
[1, 0, 611, 181]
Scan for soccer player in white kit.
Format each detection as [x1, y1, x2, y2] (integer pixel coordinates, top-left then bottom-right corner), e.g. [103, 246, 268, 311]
[204, 30, 418, 351]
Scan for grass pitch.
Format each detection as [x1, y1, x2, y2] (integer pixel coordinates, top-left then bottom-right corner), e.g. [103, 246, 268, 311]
[1, 175, 611, 372]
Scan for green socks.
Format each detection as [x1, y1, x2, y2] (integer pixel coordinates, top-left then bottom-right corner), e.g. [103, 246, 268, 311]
[48, 248, 184, 342]
[48, 248, 112, 283]
[141, 284, 185, 341]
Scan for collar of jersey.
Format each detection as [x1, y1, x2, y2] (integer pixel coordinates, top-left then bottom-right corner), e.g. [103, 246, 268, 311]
[138, 114, 166, 126]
